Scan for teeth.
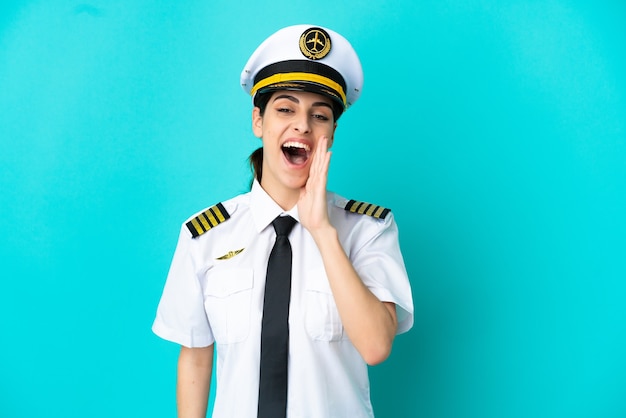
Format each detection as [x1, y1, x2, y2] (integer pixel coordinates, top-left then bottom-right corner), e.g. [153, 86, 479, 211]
[283, 141, 310, 151]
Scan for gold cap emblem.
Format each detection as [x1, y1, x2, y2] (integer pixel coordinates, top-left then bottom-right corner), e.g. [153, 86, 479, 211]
[299, 27, 331, 60]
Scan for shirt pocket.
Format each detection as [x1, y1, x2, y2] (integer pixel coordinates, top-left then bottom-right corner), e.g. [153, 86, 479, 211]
[203, 268, 253, 344]
[304, 267, 344, 341]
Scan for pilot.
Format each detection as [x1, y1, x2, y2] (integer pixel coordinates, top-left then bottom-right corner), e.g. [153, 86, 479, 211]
[153, 24, 414, 418]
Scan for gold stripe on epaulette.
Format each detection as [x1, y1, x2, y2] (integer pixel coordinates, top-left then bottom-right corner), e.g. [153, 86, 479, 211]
[344, 199, 391, 220]
[186, 202, 230, 238]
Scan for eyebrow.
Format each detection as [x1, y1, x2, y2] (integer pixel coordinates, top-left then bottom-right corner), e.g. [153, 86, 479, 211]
[273, 94, 333, 110]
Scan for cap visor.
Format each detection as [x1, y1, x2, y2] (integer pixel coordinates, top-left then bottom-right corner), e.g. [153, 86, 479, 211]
[257, 81, 345, 109]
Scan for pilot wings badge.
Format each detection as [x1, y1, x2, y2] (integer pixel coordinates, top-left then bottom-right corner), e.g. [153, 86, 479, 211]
[216, 248, 245, 260]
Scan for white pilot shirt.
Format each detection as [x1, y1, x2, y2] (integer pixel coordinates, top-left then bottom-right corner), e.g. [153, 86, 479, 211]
[152, 180, 414, 418]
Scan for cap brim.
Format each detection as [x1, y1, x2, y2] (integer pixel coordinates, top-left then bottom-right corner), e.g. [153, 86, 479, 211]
[257, 81, 345, 109]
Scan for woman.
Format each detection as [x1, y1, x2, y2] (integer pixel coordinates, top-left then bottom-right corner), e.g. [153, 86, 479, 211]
[153, 24, 414, 418]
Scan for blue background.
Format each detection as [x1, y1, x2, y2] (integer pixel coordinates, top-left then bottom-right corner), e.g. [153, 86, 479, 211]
[1, 1, 625, 417]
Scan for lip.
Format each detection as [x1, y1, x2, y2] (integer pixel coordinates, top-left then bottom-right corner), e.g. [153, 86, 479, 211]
[281, 137, 313, 149]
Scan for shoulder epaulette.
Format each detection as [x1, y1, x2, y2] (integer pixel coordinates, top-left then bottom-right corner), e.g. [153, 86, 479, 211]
[343, 199, 391, 220]
[186, 202, 230, 238]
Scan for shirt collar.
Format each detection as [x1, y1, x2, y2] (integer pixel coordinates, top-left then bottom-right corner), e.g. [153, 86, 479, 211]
[250, 179, 300, 233]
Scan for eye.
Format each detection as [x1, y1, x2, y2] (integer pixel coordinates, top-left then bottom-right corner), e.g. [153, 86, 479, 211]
[312, 113, 330, 121]
[277, 107, 292, 113]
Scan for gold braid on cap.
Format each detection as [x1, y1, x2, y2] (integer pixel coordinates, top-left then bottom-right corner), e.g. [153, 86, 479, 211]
[251, 60, 347, 108]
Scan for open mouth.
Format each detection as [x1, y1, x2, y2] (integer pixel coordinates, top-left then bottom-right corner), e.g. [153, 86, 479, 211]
[282, 141, 311, 165]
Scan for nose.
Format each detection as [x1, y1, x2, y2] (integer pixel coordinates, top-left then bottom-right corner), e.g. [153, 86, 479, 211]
[292, 112, 311, 134]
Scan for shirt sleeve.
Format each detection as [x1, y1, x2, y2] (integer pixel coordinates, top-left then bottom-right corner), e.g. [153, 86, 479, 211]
[350, 213, 414, 335]
[152, 225, 214, 347]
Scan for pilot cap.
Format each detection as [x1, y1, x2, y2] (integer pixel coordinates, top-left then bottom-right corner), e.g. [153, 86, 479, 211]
[241, 24, 363, 110]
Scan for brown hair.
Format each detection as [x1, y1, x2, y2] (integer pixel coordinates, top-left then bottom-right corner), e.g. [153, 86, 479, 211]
[248, 93, 272, 185]
[248, 147, 263, 184]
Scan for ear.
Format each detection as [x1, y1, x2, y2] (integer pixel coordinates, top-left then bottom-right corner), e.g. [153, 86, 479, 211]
[252, 107, 263, 138]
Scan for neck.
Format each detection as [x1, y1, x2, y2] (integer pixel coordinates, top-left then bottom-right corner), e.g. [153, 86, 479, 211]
[259, 180, 300, 211]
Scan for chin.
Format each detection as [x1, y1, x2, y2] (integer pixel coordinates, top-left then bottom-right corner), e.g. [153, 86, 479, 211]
[286, 179, 307, 190]
[283, 173, 308, 190]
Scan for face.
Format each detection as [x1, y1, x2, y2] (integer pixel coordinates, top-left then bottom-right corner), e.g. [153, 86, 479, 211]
[252, 90, 337, 197]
